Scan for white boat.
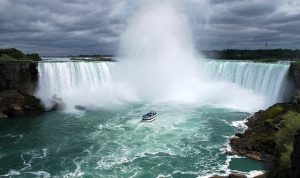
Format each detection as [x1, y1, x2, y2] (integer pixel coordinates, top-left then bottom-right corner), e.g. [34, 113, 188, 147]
[142, 111, 157, 122]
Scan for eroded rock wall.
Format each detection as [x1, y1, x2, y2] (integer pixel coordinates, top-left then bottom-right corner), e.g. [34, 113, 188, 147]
[0, 61, 38, 93]
[0, 62, 44, 118]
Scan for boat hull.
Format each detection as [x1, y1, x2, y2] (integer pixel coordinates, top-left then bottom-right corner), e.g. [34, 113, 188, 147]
[141, 115, 156, 122]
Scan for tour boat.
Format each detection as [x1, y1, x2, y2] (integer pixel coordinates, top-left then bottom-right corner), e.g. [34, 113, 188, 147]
[142, 111, 157, 122]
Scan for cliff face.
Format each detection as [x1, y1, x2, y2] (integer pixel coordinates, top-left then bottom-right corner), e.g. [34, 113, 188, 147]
[291, 130, 300, 178]
[290, 63, 300, 89]
[0, 62, 38, 93]
[0, 62, 44, 118]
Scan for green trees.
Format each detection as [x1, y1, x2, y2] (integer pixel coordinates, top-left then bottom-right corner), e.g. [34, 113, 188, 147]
[272, 111, 300, 177]
[0, 48, 41, 61]
[27, 53, 41, 61]
[201, 49, 300, 60]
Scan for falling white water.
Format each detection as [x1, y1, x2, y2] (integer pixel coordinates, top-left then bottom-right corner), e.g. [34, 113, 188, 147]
[202, 61, 290, 105]
[36, 60, 290, 112]
[36, 62, 137, 110]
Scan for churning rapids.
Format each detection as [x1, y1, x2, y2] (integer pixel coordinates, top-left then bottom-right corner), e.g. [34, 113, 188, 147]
[0, 2, 292, 178]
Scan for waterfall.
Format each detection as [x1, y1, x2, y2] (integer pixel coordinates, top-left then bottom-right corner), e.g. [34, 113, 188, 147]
[36, 60, 290, 112]
[36, 62, 116, 109]
[202, 61, 290, 105]
[37, 61, 112, 96]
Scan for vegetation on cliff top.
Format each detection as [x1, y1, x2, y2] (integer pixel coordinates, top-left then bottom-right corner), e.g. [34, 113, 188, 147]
[201, 49, 300, 61]
[70, 55, 115, 62]
[0, 48, 41, 61]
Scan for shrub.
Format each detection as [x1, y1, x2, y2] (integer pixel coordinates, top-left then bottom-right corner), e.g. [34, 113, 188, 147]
[263, 104, 285, 122]
[276, 111, 300, 151]
[271, 111, 300, 177]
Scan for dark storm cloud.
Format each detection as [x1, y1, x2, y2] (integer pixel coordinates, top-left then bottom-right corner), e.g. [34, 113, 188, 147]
[191, 0, 300, 50]
[0, 0, 299, 55]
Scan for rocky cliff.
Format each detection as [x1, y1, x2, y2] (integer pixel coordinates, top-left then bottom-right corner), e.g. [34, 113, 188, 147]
[290, 62, 300, 89]
[0, 61, 44, 118]
[229, 102, 300, 177]
[0, 61, 38, 93]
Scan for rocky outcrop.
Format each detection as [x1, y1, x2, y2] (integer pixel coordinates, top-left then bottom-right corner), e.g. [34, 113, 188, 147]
[210, 173, 247, 178]
[0, 61, 44, 117]
[0, 61, 38, 93]
[229, 102, 300, 177]
[0, 90, 44, 117]
[229, 103, 300, 173]
[210, 173, 267, 178]
[291, 130, 300, 178]
[231, 104, 284, 159]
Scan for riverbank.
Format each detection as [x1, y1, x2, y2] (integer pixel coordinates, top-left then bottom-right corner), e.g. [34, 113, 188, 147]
[210, 104, 300, 178]
[229, 102, 300, 177]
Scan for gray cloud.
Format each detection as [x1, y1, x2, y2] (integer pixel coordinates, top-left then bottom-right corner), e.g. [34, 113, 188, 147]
[0, 0, 299, 55]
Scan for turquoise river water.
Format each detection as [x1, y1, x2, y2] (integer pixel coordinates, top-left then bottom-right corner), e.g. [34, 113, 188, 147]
[0, 60, 290, 177]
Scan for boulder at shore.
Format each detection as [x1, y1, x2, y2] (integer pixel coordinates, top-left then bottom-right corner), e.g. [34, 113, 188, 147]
[0, 90, 44, 117]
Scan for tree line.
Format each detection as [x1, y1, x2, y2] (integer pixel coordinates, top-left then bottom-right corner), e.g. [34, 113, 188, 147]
[201, 49, 300, 60]
[0, 48, 41, 61]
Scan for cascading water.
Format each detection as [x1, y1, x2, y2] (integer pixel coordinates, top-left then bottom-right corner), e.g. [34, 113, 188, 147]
[202, 61, 290, 106]
[36, 61, 137, 110]
[36, 60, 290, 112]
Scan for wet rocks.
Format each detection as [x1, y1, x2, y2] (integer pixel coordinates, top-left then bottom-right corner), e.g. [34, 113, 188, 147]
[235, 133, 243, 138]
[228, 173, 247, 178]
[210, 173, 247, 178]
[0, 112, 8, 118]
[0, 90, 44, 117]
[48, 95, 65, 111]
[8, 104, 25, 116]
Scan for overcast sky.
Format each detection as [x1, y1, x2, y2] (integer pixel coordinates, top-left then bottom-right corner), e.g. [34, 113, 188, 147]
[0, 0, 300, 55]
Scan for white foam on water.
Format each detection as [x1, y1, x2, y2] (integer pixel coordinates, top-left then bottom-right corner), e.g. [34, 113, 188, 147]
[248, 170, 265, 177]
[26, 171, 51, 178]
[231, 120, 248, 130]
[0, 148, 50, 177]
[0, 170, 21, 177]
